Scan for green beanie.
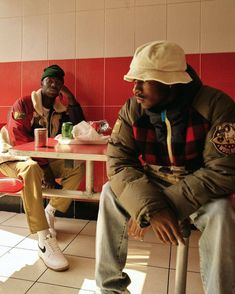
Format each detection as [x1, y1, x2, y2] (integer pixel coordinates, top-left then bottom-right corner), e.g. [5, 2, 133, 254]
[41, 64, 65, 82]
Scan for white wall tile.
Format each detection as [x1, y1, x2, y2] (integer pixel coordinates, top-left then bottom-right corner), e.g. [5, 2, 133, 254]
[135, 0, 166, 6]
[105, 0, 135, 9]
[201, 0, 235, 53]
[76, 10, 105, 58]
[167, 0, 198, 3]
[48, 13, 76, 59]
[105, 7, 135, 57]
[0, 0, 22, 17]
[135, 5, 167, 48]
[167, 2, 200, 53]
[0, 17, 22, 61]
[76, 0, 105, 11]
[23, 0, 49, 16]
[22, 15, 48, 61]
[50, 0, 75, 13]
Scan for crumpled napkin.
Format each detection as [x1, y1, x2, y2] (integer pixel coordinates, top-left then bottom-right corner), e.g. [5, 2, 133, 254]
[72, 121, 105, 141]
[0, 134, 29, 163]
[0, 141, 11, 153]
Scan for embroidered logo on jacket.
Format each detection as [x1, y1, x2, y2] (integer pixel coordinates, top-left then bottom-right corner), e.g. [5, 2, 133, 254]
[211, 123, 235, 155]
[13, 111, 26, 120]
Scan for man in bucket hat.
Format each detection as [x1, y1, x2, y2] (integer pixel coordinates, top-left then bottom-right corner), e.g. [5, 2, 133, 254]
[0, 64, 85, 271]
[95, 41, 235, 293]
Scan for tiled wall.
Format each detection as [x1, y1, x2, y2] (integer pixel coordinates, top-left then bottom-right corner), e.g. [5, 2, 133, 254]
[0, 0, 235, 192]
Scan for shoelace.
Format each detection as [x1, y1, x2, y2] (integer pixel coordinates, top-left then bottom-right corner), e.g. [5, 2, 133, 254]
[45, 235, 61, 254]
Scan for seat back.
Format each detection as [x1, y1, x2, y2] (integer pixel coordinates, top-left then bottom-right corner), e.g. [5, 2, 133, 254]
[0, 178, 24, 195]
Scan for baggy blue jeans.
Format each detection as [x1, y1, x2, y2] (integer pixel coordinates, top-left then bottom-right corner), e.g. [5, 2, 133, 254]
[95, 182, 235, 294]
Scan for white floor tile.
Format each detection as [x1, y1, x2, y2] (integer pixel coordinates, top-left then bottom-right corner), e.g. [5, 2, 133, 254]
[0, 277, 33, 294]
[15, 234, 39, 251]
[189, 229, 201, 247]
[128, 240, 171, 268]
[0, 213, 204, 294]
[126, 264, 169, 294]
[0, 248, 46, 280]
[169, 270, 204, 294]
[38, 256, 96, 291]
[54, 217, 89, 235]
[1, 213, 28, 228]
[0, 245, 11, 257]
[0, 212, 17, 224]
[56, 232, 78, 251]
[79, 221, 97, 236]
[26, 282, 81, 294]
[0, 225, 29, 247]
[64, 235, 96, 258]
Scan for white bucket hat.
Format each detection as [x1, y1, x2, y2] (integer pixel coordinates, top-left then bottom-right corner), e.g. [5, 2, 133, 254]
[124, 41, 192, 85]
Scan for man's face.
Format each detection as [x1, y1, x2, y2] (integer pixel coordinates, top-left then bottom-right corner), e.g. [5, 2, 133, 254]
[133, 80, 171, 109]
[41, 77, 63, 98]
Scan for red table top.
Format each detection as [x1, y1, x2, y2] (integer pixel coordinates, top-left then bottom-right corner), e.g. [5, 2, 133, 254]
[10, 138, 107, 161]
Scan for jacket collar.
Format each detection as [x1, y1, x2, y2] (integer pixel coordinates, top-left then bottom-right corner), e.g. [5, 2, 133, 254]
[31, 89, 67, 116]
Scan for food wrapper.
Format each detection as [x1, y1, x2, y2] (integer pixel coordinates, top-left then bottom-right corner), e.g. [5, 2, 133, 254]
[0, 133, 29, 163]
[55, 121, 110, 145]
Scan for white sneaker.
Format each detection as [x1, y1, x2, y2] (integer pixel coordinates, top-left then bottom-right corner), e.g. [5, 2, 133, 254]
[38, 234, 69, 271]
[45, 207, 57, 237]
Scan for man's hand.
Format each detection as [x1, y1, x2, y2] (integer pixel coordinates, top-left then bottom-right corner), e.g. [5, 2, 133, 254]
[150, 209, 185, 245]
[41, 165, 57, 189]
[128, 218, 149, 241]
[60, 85, 77, 105]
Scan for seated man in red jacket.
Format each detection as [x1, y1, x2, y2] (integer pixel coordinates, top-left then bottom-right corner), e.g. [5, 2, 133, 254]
[95, 41, 235, 293]
[0, 65, 85, 271]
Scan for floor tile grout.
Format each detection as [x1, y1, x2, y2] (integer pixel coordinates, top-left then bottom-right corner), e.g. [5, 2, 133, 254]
[0, 211, 203, 294]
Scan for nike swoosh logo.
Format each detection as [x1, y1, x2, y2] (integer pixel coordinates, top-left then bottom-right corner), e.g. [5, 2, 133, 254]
[38, 244, 46, 253]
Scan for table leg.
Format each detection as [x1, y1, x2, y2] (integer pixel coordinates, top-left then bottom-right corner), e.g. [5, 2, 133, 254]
[174, 237, 190, 294]
[86, 160, 94, 195]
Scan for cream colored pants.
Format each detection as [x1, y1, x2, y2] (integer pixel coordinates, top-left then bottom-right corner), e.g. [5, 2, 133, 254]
[0, 159, 84, 233]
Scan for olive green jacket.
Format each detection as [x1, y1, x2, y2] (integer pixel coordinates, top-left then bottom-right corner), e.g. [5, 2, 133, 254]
[107, 86, 235, 226]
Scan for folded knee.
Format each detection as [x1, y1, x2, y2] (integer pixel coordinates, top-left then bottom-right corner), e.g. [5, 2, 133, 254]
[21, 160, 43, 179]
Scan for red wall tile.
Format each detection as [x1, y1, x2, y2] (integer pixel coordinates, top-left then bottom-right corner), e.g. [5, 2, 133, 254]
[0, 62, 21, 106]
[104, 106, 121, 128]
[201, 53, 235, 97]
[0, 106, 11, 123]
[105, 57, 133, 106]
[76, 58, 105, 107]
[21, 60, 49, 96]
[94, 161, 107, 192]
[186, 53, 201, 77]
[82, 106, 104, 122]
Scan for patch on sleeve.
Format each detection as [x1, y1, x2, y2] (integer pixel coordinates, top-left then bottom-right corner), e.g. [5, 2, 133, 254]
[13, 111, 26, 120]
[211, 122, 235, 155]
[112, 119, 122, 134]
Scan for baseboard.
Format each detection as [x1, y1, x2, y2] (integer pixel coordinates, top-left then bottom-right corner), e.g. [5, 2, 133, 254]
[0, 195, 99, 220]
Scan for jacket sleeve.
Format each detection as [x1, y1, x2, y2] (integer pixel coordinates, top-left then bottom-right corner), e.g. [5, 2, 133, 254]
[164, 88, 235, 220]
[7, 98, 34, 146]
[107, 99, 170, 227]
[67, 103, 85, 124]
[7, 97, 49, 166]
